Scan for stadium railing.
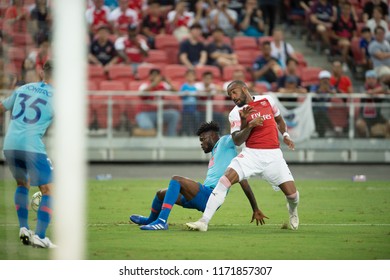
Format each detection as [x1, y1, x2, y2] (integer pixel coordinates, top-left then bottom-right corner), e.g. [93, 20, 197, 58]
[1, 90, 389, 163]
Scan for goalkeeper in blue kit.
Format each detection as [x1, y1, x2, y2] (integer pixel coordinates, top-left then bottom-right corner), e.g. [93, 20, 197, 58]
[130, 121, 268, 230]
[0, 60, 56, 248]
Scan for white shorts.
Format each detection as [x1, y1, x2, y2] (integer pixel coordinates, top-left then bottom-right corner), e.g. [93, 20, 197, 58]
[228, 147, 294, 190]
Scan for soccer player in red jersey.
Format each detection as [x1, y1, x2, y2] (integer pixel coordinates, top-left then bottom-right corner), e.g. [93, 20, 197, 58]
[186, 80, 300, 231]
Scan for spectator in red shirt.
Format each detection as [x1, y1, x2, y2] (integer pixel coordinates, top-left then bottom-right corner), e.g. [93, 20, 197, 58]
[128, 0, 144, 15]
[136, 68, 180, 136]
[330, 60, 353, 93]
[86, 0, 111, 34]
[167, 0, 194, 41]
[109, 0, 139, 35]
[4, 0, 30, 36]
[115, 24, 149, 73]
[141, 1, 166, 49]
[330, 1, 357, 70]
[34, 36, 51, 74]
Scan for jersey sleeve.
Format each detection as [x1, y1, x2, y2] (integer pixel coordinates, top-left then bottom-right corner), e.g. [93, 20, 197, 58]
[139, 39, 149, 52]
[229, 108, 241, 134]
[223, 134, 236, 150]
[138, 82, 148, 91]
[1, 89, 18, 111]
[264, 95, 280, 117]
[114, 37, 125, 51]
[85, 8, 93, 24]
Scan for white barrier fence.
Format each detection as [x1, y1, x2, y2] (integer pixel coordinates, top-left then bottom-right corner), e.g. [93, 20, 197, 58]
[1, 91, 390, 162]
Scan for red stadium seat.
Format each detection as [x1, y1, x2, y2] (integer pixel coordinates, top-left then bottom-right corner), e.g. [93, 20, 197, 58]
[163, 95, 183, 112]
[235, 50, 261, 68]
[204, 35, 232, 46]
[356, 22, 366, 36]
[212, 94, 230, 113]
[144, 49, 168, 65]
[128, 81, 144, 91]
[258, 36, 273, 49]
[195, 65, 221, 81]
[7, 47, 26, 71]
[328, 97, 348, 130]
[294, 52, 308, 68]
[222, 65, 246, 81]
[11, 32, 33, 47]
[162, 64, 188, 81]
[351, 37, 365, 65]
[88, 94, 124, 129]
[88, 64, 107, 84]
[137, 64, 161, 80]
[88, 80, 99, 91]
[99, 80, 127, 91]
[233, 36, 258, 51]
[106, 64, 133, 82]
[88, 95, 108, 128]
[300, 67, 322, 88]
[123, 95, 142, 124]
[154, 34, 179, 64]
[253, 83, 269, 94]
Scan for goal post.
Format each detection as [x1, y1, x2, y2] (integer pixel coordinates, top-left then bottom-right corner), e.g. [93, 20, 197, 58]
[52, 0, 87, 259]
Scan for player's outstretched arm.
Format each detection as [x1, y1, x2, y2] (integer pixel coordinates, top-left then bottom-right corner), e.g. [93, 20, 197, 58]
[0, 103, 5, 114]
[239, 180, 268, 226]
[275, 115, 295, 150]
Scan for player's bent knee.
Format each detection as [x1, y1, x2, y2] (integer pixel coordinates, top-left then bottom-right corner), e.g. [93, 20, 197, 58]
[16, 180, 29, 188]
[279, 181, 297, 196]
[39, 184, 52, 195]
[171, 175, 184, 182]
[156, 189, 166, 200]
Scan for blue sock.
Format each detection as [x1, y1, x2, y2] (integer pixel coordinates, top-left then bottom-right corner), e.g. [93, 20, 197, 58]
[35, 195, 52, 239]
[14, 186, 29, 229]
[143, 195, 163, 224]
[156, 179, 181, 223]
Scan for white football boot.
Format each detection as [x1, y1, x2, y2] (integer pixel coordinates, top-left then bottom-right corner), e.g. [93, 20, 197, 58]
[32, 235, 57, 249]
[19, 227, 34, 245]
[185, 219, 208, 232]
[287, 203, 299, 230]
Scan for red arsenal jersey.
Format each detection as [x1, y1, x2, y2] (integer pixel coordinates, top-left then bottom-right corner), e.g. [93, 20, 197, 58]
[229, 95, 281, 149]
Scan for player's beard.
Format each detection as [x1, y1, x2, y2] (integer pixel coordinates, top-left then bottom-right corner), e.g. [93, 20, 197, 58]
[203, 140, 213, 153]
[235, 96, 247, 107]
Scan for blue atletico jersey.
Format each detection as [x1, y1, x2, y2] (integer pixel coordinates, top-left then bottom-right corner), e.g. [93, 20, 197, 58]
[2, 82, 54, 154]
[203, 135, 237, 189]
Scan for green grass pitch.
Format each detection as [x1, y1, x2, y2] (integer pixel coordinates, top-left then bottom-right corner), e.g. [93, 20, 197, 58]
[1, 179, 390, 260]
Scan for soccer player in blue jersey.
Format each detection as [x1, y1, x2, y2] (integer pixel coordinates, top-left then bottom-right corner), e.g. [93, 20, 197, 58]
[0, 60, 56, 248]
[130, 121, 268, 230]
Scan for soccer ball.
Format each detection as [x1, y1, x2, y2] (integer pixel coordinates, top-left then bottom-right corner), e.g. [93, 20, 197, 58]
[31, 191, 42, 212]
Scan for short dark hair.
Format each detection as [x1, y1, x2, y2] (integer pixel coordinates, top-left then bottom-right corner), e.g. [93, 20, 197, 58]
[43, 60, 53, 76]
[286, 57, 298, 66]
[185, 69, 195, 75]
[374, 26, 385, 34]
[190, 23, 202, 30]
[202, 71, 213, 77]
[196, 121, 220, 136]
[361, 27, 371, 33]
[149, 68, 161, 75]
[227, 80, 248, 92]
[213, 28, 225, 34]
[262, 41, 271, 47]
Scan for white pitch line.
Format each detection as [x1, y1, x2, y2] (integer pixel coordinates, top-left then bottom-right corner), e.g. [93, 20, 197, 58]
[88, 223, 390, 227]
[1, 223, 390, 227]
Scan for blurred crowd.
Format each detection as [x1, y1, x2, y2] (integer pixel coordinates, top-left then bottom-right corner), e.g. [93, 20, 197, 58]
[0, 0, 390, 138]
